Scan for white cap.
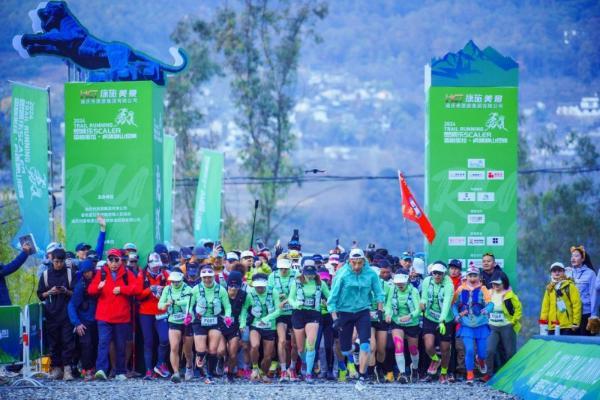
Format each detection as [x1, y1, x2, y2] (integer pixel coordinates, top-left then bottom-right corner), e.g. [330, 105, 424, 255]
[466, 266, 480, 275]
[412, 258, 425, 275]
[430, 263, 447, 274]
[277, 258, 291, 269]
[252, 278, 268, 288]
[168, 271, 184, 281]
[241, 250, 254, 259]
[550, 261, 565, 271]
[147, 252, 162, 268]
[200, 268, 215, 277]
[329, 254, 340, 264]
[46, 242, 63, 254]
[349, 248, 365, 260]
[393, 274, 409, 284]
[302, 259, 315, 268]
[226, 252, 239, 261]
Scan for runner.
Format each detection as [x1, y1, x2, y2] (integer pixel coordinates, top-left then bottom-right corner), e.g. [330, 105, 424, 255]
[370, 260, 392, 383]
[267, 256, 299, 382]
[158, 269, 193, 383]
[288, 259, 330, 383]
[420, 261, 455, 383]
[182, 262, 201, 381]
[327, 248, 384, 391]
[452, 266, 493, 385]
[385, 272, 421, 383]
[314, 268, 338, 381]
[239, 273, 281, 383]
[191, 265, 232, 384]
[218, 271, 247, 382]
[136, 253, 170, 380]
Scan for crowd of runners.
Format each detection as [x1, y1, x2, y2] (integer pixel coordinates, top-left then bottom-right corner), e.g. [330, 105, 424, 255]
[1, 217, 597, 391]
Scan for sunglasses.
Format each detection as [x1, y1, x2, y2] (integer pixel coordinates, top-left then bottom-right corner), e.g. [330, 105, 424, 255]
[432, 271, 444, 276]
[108, 256, 121, 263]
[483, 252, 495, 258]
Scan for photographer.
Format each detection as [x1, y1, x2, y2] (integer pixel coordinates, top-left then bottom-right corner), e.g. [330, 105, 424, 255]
[37, 248, 76, 380]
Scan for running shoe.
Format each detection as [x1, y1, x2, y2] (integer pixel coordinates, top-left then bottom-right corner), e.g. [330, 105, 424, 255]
[410, 368, 419, 383]
[115, 374, 127, 381]
[279, 370, 289, 383]
[171, 372, 181, 383]
[338, 369, 348, 382]
[480, 374, 492, 383]
[261, 373, 272, 383]
[268, 361, 278, 378]
[184, 368, 194, 381]
[288, 369, 299, 382]
[476, 357, 487, 374]
[354, 376, 367, 392]
[423, 374, 435, 383]
[250, 368, 261, 383]
[398, 373, 409, 384]
[84, 369, 94, 382]
[427, 359, 441, 375]
[384, 371, 394, 383]
[143, 370, 153, 380]
[439, 374, 449, 384]
[318, 371, 328, 380]
[305, 374, 315, 384]
[226, 372, 235, 383]
[126, 370, 141, 378]
[215, 359, 224, 377]
[95, 370, 107, 381]
[347, 362, 358, 379]
[326, 371, 336, 381]
[466, 371, 474, 385]
[204, 376, 214, 384]
[154, 364, 171, 378]
[373, 365, 382, 383]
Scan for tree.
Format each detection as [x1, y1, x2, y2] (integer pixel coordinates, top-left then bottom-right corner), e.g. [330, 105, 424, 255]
[211, 0, 328, 245]
[165, 17, 220, 238]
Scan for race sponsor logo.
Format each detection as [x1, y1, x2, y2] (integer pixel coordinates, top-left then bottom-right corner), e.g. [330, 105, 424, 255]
[468, 170, 485, 180]
[467, 236, 485, 246]
[448, 236, 466, 246]
[448, 170, 467, 180]
[487, 170, 505, 180]
[458, 192, 476, 202]
[468, 214, 485, 224]
[476, 192, 495, 202]
[487, 236, 504, 246]
[468, 158, 485, 168]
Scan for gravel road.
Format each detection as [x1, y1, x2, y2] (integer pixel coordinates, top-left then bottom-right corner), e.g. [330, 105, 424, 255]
[2, 379, 518, 400]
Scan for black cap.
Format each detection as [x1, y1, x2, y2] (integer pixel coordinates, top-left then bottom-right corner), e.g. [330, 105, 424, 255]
[227, 270, 243, 288]
[449, 259, 462, 269]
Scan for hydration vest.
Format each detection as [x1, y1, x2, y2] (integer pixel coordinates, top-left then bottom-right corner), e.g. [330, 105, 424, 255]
[295, 280, 321, 310]
[195, 283, 223, 316]
[250, 288, 275, 318]
[458, 286, 484, 316]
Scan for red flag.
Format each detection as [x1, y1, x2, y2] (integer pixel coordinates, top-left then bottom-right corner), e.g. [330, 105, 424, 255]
[398, 171, 436, 243]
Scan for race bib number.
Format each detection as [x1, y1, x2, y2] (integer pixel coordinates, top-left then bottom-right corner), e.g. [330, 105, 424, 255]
[201, 317, 218, 326]
[304, 298, 315, 307]
[172, 312, 185, 321]
[370, 311, 379, 320]
[256, 320, 270, 329]
[282, 303, 293, 312]
[490, 312, 506, 323]
[429, 310, 441, 320]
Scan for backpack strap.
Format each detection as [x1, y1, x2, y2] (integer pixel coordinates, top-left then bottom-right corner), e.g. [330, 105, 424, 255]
[43, 270, 48, 288]
[67, 268, 72, 289]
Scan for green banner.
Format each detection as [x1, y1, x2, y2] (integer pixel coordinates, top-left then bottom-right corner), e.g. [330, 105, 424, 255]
[27, 303, 43, 360]
[425, 42, 518, 286]
[163, 135, 175, 244]
[490, 337, 600, 399]
[0, 305, 22, 363]
[10, 83, 50, 254]
[193, 149, 224, 243]
[65, 81, 164, 260]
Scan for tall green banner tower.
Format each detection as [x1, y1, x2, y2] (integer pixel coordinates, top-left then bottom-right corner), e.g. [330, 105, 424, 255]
[65, 81, 164, 259]
[425, 41, 519, 285]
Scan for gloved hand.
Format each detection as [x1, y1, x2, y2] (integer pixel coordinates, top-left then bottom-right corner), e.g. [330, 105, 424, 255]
[183, 313, 192, 326]
[332, 318, 342, 332]
[438, 322, 446, 335]
[224, 316, 233, 328]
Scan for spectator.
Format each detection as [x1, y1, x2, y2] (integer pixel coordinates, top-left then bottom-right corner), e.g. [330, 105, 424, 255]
[88, 248, 139, 381]
[37, 248, 76, 380]
[67, 260, 98, 381]
[540, 262, 582, 336]
[570, 246, 596, 336]
[0, 241, 32, 305]
[481, 252, 507, 289]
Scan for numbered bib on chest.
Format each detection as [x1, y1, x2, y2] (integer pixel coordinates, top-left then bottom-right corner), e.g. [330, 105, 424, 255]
[202, 316, 218, 326]
[490, 312, 506, 323]
[429, 310, 441, 320]
[282, 303, 293, 312]
[304, 298, 315, 307]
[172, 312, 185, 321]
[370, 311, 379, 320]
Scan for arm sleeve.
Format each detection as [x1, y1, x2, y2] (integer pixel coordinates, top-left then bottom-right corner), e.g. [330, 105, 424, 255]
[512, 294, 523, 323]
[372, 274, 384, 303]
[120, 271, 139, 296]
[322, 281, 330, 299]
[239, 294, 250, 328]
[327, 273, 343, 313]
[411, 287, 421, 318]
[136, 273, 151, 301]
[158, 286, 170, 310]
[67, 283, 83, 326]
[221, 287, 232, 317]
[263, 289, 282, 322]
[288, 280, 299, 309]
[483, 287, 494, 313]
[539, 290, 549, 323]
[419, 277, 429, 305]
[0, 251, 29, 278]
[440, 280, 455, 323]
[590, 272, 599, 317]
[36, 272, 47, 301]
[570, 285, 582, 326]
[87, 270, 102, 296]
[95, 231, 106, 260]
[384, 287, 393, 317]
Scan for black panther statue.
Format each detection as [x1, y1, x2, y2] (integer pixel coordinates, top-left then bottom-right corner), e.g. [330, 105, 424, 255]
[13, 1, 187, 85]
